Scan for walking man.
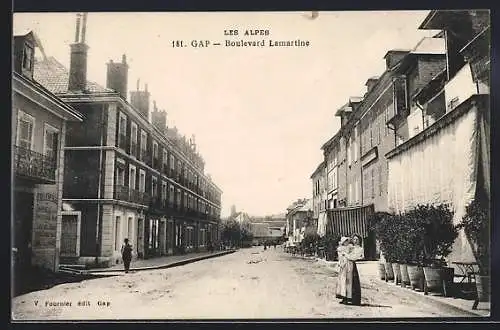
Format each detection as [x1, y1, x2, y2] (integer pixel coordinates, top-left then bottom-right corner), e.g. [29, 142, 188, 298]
[121, 238, 133, 273]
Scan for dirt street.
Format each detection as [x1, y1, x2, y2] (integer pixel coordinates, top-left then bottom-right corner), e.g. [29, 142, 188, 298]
[12, 247, 474, 320]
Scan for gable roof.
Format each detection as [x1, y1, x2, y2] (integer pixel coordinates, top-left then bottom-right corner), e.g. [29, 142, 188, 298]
[33, 56, 114, 95]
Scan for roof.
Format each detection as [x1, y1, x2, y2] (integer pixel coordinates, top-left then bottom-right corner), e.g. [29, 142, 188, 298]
[297, 199, 312, 212]
[13, 30, 48, 61]
[310, 161, 325, 179]
[33, 56, 114, 95]
[365, 76, 379, 85]
[393, 37, 446, 73]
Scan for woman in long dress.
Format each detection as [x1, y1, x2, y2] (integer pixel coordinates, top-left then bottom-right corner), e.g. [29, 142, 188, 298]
[336, 234, 365, 305]
[335, 236, 351, 303]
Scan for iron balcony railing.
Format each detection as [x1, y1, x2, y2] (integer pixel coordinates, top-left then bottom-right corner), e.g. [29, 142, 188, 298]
[114, 185, 151, 205]
[14, 145, 56, 183]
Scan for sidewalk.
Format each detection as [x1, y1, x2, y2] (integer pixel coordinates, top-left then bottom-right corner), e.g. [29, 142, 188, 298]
[84, 250, 236, 276]
[304, 256, 490, 317]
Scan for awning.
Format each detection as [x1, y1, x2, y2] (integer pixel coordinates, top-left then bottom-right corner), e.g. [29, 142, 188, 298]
[326, 204, 374, 238]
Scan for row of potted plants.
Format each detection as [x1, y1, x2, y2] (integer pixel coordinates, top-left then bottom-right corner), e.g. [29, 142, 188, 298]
[371, 200, 490, 302]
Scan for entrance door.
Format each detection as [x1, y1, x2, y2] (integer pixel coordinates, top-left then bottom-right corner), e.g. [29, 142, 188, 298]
[159, 221, 166, 255]
[60, 214, 78, 256]
[137, 218, 144, 258]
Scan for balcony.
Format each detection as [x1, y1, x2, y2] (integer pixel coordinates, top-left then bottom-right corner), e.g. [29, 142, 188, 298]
[386, 76, 409, 125]
[114, 185, 151, 205]
[149, 196, 166, 211]
[14, 146, 56, 183]
[444, 64, 479, 114]
[140, 150, 151, 166]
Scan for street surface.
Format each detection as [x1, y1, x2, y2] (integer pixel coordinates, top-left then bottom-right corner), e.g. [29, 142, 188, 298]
[12, 247, 475, 320]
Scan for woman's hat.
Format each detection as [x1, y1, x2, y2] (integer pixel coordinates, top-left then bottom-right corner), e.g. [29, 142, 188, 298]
[339, 236, 350, 245]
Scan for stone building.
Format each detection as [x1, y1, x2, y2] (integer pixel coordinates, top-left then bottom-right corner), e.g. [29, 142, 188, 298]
[12, 30, 83, 293]
[386, 9, 490, 263]
[33, 13, 222, 267]
[310, 161, 327, 235]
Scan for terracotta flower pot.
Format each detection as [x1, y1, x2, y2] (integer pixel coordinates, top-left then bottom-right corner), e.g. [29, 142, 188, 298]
[476, 275, 490, 302]
[378, 263, 386, 280]
[384, 262, 394, 281]
[392, 263, 401, 284]
[423, 266, 444, 294]
[400, 264, 411, 287]
[407, 265, 424, 291]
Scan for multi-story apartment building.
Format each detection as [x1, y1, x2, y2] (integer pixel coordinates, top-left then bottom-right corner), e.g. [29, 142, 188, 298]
[12, 30, 83, 293]
[285, 198, 312, 244]
[310, 161, 326, 219]
[33, 14, 222, 267]
[386, 9, 490, 262]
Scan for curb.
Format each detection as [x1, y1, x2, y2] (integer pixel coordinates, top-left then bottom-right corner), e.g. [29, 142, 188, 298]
[370, 276, 489, 317]
[306, 257, 489, 317]
[86, 250, 236, 275]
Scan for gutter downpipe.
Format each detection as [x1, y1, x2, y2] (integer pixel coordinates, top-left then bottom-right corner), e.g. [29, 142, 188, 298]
[95, 109, 104, 265]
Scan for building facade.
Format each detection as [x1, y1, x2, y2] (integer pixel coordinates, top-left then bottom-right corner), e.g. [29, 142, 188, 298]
[386, 9, 490, 263]
[34, 14, 222, 267]
[285, 198, 312, 245]
[310, 161, 326, 226]
[12, 31, 83, 293]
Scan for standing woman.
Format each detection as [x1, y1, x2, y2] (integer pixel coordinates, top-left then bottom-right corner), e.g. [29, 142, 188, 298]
[345, 234, 365, 305]
[335, 237, 351, 303]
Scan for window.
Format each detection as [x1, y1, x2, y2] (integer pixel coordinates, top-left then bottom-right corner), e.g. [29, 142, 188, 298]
[184, 192, 188, 208]
[153, 141, 158, 159]
[22, 44, 34, 71]
[151, 176, 158, 197]
[161, 181, 167, 201]
[163, 150, 168, 169]
[169, 185, 174, 204]
[115, 216, 121, 251]
[140, 130, 147, 156]
[43, 124, 59, 160]
[116, 166, 125, 186]
[17, 111, 35, 150]
[139, 169, 146, 192]
[129, 165, 136, 189]
[130, 122, 138, 155]
[118, 112, 127, 136]
[170, 155, 175, 171]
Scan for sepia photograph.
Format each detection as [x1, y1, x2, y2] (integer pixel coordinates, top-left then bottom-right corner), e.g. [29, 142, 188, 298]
[11, 9, 491, 320]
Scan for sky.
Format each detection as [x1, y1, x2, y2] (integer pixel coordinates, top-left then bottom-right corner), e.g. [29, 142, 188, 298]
[13, 11, 438, 217]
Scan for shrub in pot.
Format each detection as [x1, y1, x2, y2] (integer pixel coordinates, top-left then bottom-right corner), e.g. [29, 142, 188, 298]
[416, 204, 458, 295]
[458, 197, 490, 302]
[322, 233, 340, 261]
[401, 208, 426, 291]
[371, 212, 396, 282]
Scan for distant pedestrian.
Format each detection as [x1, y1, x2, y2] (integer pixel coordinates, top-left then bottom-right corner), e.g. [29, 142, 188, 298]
[273, 242, 276, 249]
[121, 238, 133, 273]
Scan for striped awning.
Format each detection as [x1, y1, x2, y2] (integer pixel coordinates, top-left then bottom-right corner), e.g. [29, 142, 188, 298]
[326, 204, 374, 238]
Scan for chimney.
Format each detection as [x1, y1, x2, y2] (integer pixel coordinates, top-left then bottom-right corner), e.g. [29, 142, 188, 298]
[151, 101, 167, 133]
[365, 76, 379, 93]
[383, 50, 409, 70]
[130, 79, 150, 119]
[68, 13, 89, 92]
[106, 54, 129, 99]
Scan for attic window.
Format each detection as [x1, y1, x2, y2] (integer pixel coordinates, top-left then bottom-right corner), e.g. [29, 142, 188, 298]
[22, 43, 34, 71]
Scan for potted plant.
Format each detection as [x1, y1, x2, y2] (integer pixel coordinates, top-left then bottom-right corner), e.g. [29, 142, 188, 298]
[372, 212, 395, 282]
[323, 233, 340, 261]
[417, 204, 458, 295]
[370, 212, 390, 280]
[458, 197, 490, 302]
[402, 207, 426, 291]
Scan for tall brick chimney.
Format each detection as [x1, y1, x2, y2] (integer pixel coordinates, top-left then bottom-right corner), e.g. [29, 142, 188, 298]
[68, 13, 89, 92]
[383, 50, 409, 70]
[151, 100, 167, 133]
[130, 79, 150, 119]
[106, 54, 128, 100]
